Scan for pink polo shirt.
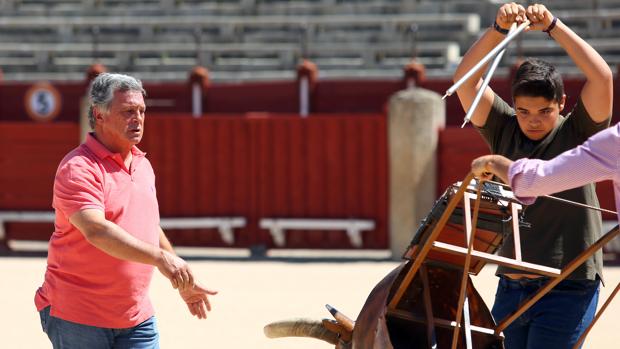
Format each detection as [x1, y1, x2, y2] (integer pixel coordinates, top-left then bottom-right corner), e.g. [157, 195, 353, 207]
[35, 133, 161, 328]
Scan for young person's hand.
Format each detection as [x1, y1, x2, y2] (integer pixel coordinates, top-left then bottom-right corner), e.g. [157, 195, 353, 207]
[526, 4, 554, 32]
[496, 2, 527, 31]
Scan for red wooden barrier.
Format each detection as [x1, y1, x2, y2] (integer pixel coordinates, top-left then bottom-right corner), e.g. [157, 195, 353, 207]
[140, 113, 389, 249]
[140, 114, 254, 247]
[0, 77, 617, 125]
[1, 114, 388, 249]
[245, 113, 388, 249]
[0, 118, 614, 252]
[313, 80, 401, 113]
[205, 81, 298, 113]
[0, 122, 80, 241]
[0, 83, 84, 122]
[0, 122, 80, 208]
[436, 127, 489, 194]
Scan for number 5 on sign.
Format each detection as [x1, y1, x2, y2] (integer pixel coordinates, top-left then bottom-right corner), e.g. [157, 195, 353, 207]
[24, 82, 62, 122]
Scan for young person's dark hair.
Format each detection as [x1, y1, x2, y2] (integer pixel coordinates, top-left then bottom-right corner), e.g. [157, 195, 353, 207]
[511, 58, 564, 103]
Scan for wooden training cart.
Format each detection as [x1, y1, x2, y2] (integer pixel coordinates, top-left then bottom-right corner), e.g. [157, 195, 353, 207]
[265, 173, 620, 348]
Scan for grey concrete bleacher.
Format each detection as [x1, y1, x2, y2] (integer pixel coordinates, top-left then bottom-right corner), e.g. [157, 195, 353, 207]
[500, 8, 620, 76]
[2, 0, 469, 16]
[0, 40, 459, 72]
[0, 4, 476, 81]
[0, 0, 619, 81]
[508, 36, 620, 76]
[557, 9, 620, 38]
[0, 13, 479, 39]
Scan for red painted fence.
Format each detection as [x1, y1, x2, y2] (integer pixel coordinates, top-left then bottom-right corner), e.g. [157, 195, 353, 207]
[1, 76, 618, 252]
[0, 122, 80, 240]
[1, 121, 617, 252]
[2, 77, 618, 126]
[0, 114, 389, 249]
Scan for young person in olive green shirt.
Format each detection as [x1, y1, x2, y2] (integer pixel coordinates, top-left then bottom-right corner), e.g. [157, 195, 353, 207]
[453, 3, 612, 349]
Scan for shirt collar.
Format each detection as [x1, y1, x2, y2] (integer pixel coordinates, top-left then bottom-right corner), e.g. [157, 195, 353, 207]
[84, 133, 146, 164]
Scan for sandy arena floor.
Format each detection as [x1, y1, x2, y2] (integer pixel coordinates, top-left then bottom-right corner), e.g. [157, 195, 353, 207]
[2, 248, 619, 349]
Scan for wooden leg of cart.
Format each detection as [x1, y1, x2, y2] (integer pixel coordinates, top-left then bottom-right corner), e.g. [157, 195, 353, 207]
[420, 265, 438, 348]
[451, 185, 484, 349]
[388, 173, 475, 310]
[572, 281, 620, 349]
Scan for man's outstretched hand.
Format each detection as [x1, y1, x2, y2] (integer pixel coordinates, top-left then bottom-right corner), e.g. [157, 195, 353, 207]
[157, 249, 194, 291]
[179, 281, 218, 319]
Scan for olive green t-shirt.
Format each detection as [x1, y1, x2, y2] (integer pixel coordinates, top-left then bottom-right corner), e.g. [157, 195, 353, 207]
[476, 95, 610, 280]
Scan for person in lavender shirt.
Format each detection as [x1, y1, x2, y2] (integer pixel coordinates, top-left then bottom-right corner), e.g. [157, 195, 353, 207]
[454, 2, 613, 348]
[471, 122, 620, 227]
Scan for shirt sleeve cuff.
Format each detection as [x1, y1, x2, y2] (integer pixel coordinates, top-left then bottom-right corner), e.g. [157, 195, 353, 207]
[508, 160, 537, 205]
[61, 204, 105, 220]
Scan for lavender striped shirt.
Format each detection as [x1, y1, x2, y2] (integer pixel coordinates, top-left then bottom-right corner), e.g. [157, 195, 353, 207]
[508, 123, 620, 225]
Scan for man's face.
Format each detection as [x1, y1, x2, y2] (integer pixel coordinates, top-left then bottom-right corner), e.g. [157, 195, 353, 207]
[98, 90, 146, 147]
[514, 95, 565, 141]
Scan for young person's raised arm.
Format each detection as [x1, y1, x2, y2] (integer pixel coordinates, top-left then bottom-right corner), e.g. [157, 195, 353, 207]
[454, 2, 526, 127]
[525, 4, 612, 122]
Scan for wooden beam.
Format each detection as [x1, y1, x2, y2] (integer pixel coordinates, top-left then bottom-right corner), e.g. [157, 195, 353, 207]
[496, 225, 620, 334]
[388, 173, 475, 310]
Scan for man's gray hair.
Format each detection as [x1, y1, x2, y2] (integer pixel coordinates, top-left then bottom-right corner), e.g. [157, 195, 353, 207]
[87, 73, 146, 129]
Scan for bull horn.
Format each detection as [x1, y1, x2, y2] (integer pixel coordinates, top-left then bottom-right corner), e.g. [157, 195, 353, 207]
[264, 318, 339, 345]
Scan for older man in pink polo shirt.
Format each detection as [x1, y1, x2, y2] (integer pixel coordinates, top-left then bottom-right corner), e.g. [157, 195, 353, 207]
[35, 73, 217, 348]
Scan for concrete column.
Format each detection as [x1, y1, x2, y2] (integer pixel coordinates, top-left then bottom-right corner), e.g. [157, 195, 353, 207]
[388, 87, 445, 259]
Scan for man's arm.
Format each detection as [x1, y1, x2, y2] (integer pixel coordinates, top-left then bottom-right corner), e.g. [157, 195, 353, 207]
[453, 3, 526, 127]
[69, 209, 194, 291]
[156, 227, 219, 320]
[526, 4, 613, 122]
[471, 154, 512, 184]
[159, 226, 175, 253]
[472, 124, 619, 199]
[508, 125, 618, 198]
[157, 226, 194, 289]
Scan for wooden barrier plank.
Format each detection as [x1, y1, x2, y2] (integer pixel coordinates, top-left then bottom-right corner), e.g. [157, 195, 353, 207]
[2, 113, 388, 249]
[0, 122, 78, 210]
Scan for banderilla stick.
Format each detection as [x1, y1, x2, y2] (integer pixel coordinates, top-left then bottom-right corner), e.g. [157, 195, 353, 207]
[461, 22, 517, 128]
[443, 20, 530, 100]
